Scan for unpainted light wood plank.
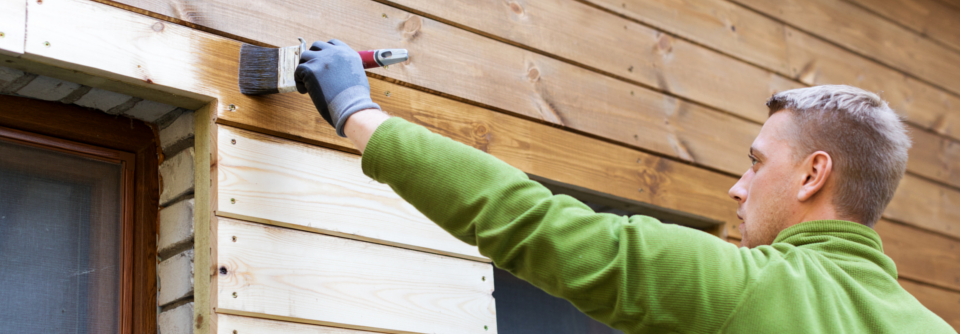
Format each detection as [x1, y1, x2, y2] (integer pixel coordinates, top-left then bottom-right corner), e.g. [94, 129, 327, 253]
[899, 280, 960, 331]
[374, 0, 800, 123]
[844, 0, 960, 54]
[101, 0, 760, 175]
[583, 0, 791, 76]
[876, 219, 960, 291]
[216, 124, 486, 262]
[731, 0, 960, 96]
[217, 314, 380, 334]
[784, 26, 960, 145]
[194, 103, 218, 333]
[0, 0, 26, 56]
[216, 217, 497, 334]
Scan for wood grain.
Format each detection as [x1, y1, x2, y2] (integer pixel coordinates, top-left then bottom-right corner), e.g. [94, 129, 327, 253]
[886, 175, 960, 240]
[843, 0, 960, 53]
[0, 0, 25, 56]
[908, 128, 960, 190]
[899, 280, 960, 331]
[583, 0, 790, 76]
[731, 0, 960, 96]
[783, 26, 960, 146]
[374, 0, 799, 124]
[876, 220, 960, 292]
[216, 124, 486, 261]
[216, 217, 497, 334]
[217, 314, 380, 334]
[194, 103, 219, 333]
[100, 0, 761, 175]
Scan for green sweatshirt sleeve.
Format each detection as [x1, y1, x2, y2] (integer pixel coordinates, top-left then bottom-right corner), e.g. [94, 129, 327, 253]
[361, 118, 761, 333]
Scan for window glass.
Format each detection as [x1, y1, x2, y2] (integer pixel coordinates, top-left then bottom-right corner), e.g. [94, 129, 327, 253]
[0, 139, 122, 334]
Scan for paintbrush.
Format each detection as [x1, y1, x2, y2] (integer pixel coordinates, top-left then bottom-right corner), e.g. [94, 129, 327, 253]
[239, 38, 409, 95]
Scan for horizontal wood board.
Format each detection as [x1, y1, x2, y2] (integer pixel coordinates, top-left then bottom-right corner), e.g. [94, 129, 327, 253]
[731, 0, 960, 96]
[583, 0, 960, 144]
[874, 220, 960, 291]
[0, 0, 26, 56]
[843, 0, 960, 53]
[104, 0, 763, 175]
[217, 314, 380, 334]
[216, 124, 485, 261]
[216, 217, 497, 334]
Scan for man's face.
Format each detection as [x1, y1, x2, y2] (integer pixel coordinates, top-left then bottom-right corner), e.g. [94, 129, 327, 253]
[728, 112, 802, 247]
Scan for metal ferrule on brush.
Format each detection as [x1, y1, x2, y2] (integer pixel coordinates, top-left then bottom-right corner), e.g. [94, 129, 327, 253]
[277, 38, 306, 94]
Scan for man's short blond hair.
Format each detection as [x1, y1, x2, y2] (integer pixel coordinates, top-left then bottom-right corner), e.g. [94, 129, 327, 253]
[766, 85, 911, 227]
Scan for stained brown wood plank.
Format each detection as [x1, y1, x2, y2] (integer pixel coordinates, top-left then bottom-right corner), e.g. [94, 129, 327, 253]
[908, 128, 960, 190]
[216, 124, 486, 261]
[583, 0, 960, 148]
[783, 27, 960, 144]
[217, 314, 381, 334]
[584, 0, 791, 76]
[374, 0, 800, 124]
[0, 0, 26, 56]
[876, 220, 960, 292]
[899, 280, 960, 331]
[217, 217, 497, 334]
[843, 0, 960, 53]
[99, 0, 760, 175]
[731, 0, 960, 96]
[886, 175, 960, 240]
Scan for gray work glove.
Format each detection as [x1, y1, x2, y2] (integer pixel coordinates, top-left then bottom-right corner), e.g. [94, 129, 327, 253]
[295, 39, 380, 137]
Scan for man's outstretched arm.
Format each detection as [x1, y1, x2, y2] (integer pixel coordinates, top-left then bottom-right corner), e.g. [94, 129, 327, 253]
[296, 39, 763, 333]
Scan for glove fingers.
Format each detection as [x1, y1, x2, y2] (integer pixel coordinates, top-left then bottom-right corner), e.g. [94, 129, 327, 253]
[309, 40, 332, 51]
[328, 39, 350, 48]
[294, 64, 312, 94]
[299, 49, 320, 64]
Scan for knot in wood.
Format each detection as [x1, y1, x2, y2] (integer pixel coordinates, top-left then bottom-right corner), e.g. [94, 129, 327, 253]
[527, 67, 541, 82]
[656, 33, 673, 53]
[152, 22, 165, 32]
[508, 1, 525, 16]
[401, 15, 423, 40]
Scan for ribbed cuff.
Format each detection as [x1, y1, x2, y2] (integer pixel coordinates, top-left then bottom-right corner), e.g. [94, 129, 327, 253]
[360, 116, 407, 182]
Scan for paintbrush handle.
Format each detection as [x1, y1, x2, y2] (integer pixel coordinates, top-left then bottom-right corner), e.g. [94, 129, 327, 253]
[358, 49, 409, 69]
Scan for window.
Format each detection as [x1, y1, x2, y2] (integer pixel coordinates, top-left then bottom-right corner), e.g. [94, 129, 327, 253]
[0, 94, 160, 333]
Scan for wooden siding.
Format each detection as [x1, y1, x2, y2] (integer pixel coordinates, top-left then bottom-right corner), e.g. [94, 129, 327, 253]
[9, 0, 959, 330]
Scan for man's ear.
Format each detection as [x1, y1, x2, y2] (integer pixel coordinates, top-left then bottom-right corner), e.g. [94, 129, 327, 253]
[798, 151, 832, 202]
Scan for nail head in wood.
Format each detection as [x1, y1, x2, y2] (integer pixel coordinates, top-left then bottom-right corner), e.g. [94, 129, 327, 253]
[230, 198, 236, 204]
[232, 292, 238, 298]
[385, 91, 391, 97]
[227, 104, 237, 111]
[230, 139, 236, 145]
[44, 41, 50, 47]
[232, 236, 237, 242]
[0, 32, 5, 38]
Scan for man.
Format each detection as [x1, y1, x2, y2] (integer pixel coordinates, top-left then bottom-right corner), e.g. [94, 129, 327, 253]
[294, 40, 955, 333]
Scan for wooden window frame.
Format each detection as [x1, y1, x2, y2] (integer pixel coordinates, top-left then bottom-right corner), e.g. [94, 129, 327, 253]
[0, 94, 159, 334]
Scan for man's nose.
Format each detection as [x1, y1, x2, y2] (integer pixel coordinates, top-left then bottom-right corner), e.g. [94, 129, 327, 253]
[729, 170, 750, 202]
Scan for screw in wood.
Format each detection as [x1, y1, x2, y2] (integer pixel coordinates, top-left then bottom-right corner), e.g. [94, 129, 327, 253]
[230, 139, 237, 145]
[485, 325, 489, 331]
[382, 13, 388, 18]
[232, 236, 237, 242]
[0, 32, 5, 38]
[227, 104, 237, 111]
[630, 91, 634, 96]
[385, 91, 391, 97]
[638, 188, 644, 193]
[481, 276, 485, 281]
[232, 292, 238, 298]
[230, 198, 236, 204]
[233, 331, 238, 334]
[43, 41, 50, 47]
[37, 0, 42, 4]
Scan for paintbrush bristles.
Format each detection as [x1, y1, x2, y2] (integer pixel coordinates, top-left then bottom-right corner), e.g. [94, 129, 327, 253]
[239, 44, 281, 95]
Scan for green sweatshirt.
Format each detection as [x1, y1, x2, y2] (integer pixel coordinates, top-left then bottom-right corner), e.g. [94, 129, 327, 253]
[361, 118, 954, 334]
